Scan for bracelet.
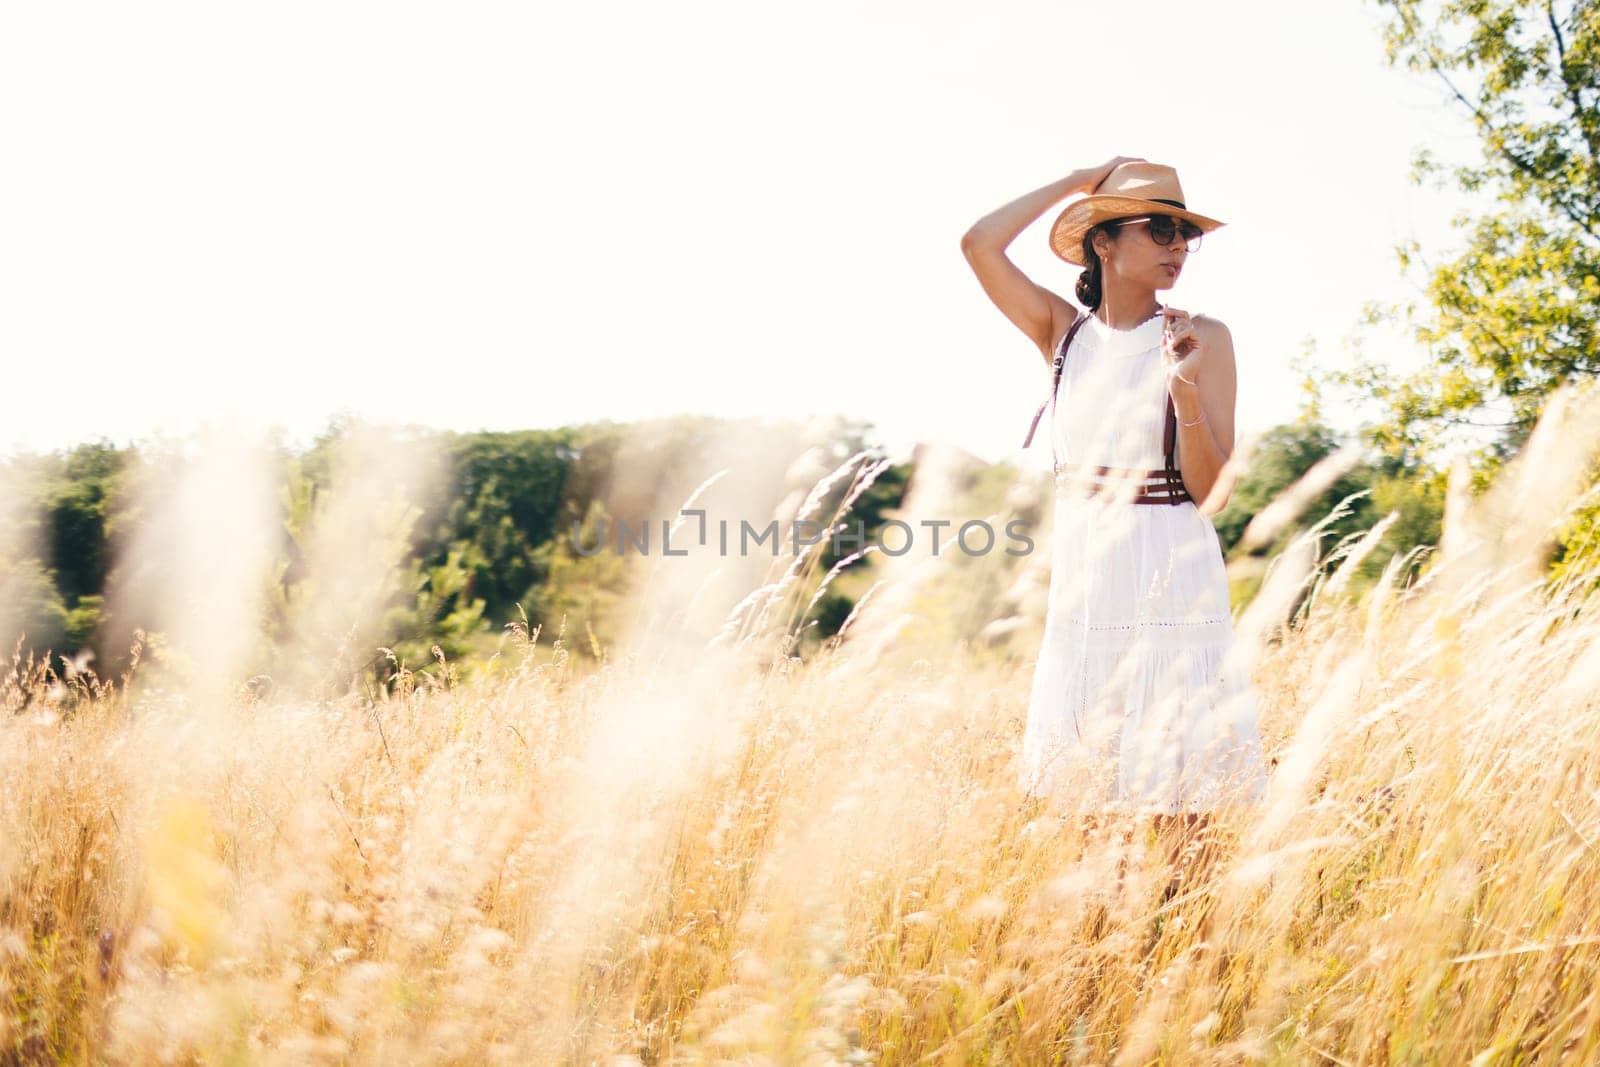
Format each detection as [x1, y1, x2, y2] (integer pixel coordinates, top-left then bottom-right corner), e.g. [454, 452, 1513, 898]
[1179, 409, 1207, 428]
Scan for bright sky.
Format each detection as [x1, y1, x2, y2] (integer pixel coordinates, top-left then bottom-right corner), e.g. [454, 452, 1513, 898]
[1, 1, 1482, 466]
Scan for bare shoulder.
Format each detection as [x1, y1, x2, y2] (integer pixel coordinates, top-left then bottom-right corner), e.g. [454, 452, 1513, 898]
[1193, 313, 1232, 342]
[1194, 314, 1236, 367]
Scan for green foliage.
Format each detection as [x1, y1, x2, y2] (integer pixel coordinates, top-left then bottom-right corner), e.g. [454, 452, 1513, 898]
[1213, 419, 1447, 591]
[379, 547, 490, 670]
[810, 591, 856, 638]
[1549, 452, 1600, 589]
[0, 441, 132, 665]
[815, 461, 912, 574]
[1, 558, 69, 659]
[526, 497, 633, 655]
[1212, 422, 1364, 554]
[420, 430, 574, 619]
[1365, 464, 1448, 578]
[0, 411, 1458, 684]
[1329, 0, 1600, 467]
[45, 442, 127, 603]
[63, 595, 104, 652]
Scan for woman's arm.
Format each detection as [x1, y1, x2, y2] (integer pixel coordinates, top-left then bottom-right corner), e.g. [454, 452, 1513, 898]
[959, 157, 1144, 365]
[1168, 315, 1239, 513]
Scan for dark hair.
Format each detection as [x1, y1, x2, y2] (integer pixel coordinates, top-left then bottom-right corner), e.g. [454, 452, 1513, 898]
[1074, 220, 1127, 311]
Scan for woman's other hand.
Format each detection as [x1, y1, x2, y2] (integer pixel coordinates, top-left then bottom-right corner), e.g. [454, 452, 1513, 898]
[1160, 305, 1206, 390]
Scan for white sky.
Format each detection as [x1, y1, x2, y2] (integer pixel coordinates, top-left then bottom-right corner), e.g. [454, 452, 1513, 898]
[1, 1, 1485, 466]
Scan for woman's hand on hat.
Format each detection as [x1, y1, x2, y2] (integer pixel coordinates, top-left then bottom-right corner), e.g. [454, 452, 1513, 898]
[1160, 306, 1206, 391]
[1093, 156, 1147, 189]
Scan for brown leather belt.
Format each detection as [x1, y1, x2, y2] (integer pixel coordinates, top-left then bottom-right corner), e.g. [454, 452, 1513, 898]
[1052, 461, 1193, 505]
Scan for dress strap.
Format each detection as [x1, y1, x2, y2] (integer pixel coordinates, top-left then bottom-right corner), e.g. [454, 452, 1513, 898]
[1160, 393, 1190, 504]
[1021, 313, 1091, 449]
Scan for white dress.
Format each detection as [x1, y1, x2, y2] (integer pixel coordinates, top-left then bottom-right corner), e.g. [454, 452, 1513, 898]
[1017, 311, 1270, 815]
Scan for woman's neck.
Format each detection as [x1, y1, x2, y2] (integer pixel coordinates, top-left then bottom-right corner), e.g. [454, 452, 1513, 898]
[1095, 291, 1161, 329]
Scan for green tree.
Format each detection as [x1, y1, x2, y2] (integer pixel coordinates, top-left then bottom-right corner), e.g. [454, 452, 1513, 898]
[411, 430, 573, 625]
[1212, 419, 1447, 593]
[1332, 0, 1600, 467]
[1, 558, 69, 662]
[1213, 421, 1375, 558]
[46, 442, 129, 605]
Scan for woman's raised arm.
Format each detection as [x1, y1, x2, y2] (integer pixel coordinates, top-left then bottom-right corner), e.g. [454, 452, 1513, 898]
[960, 157, 1142, 365]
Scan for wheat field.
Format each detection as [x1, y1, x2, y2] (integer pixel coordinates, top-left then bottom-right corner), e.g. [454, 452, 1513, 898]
[6, 388, 1600, 1065]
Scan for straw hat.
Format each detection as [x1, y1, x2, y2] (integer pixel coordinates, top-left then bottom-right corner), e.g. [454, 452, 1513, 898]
[1048, 161, 1226, 267]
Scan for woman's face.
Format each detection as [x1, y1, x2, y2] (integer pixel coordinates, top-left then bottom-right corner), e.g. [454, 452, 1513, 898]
[1094, 215, 1192, 289]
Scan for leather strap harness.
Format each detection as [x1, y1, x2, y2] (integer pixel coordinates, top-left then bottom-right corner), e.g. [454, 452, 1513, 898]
[1020, 313, 1192, 506]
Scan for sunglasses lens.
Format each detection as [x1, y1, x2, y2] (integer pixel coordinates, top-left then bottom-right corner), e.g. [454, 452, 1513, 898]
[1148, 216, 1203, 250]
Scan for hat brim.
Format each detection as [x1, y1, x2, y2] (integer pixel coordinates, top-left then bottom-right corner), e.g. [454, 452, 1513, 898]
[1049, 196, 1226, 266]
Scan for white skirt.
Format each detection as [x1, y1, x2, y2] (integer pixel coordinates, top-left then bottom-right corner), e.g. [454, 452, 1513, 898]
[1018, 490, 1271, 815]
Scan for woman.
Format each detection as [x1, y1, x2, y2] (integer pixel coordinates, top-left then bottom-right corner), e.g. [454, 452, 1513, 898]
[961, 158, 1270, 900]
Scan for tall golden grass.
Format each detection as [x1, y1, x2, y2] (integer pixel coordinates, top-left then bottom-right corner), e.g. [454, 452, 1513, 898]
[5, 384, 1600, 1064]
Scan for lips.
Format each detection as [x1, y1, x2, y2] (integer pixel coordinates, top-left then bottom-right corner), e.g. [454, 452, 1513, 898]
[1161, 263, 1179, 274]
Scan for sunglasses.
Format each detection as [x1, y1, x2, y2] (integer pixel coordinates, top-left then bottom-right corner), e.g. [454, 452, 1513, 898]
[1114, 214, 1204, 252]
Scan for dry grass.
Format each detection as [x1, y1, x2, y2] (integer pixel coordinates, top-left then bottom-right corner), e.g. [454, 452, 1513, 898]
[6, 388, 1600, 1064]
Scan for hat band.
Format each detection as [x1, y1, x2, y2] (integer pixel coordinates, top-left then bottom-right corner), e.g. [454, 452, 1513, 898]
[1148, 197, 1185, 209]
